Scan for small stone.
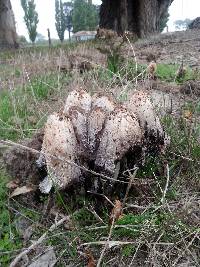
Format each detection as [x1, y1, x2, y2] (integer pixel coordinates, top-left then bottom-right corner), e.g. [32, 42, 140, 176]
[28, 248, 56, 267]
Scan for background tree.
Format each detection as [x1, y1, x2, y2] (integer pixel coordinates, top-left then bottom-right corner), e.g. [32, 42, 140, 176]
[55, 0, 66, 42]
[99, 0, 174, 37]
[72, 0, 99, 33]
[36, 33, 46, 44]
[63, 1, 73, 40]
[174, 18, 192, 30]
[0, 0, 18, 48]
[159, 11, 169, 32]
[18, 35, 28, 44]
[21, 0, 39, 43]
[188, 17, 200, 30]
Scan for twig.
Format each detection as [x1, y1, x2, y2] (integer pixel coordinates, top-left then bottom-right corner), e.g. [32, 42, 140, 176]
[80, 241, 174, 247]
[6, 205, 36, 224]
[128, 242, 141, 267]
[49, 248, 68, 267]
[86, 205, 105, 224]
[0, 139, 129, 184]
[169, 151, 200, 164]
[172, 232, 199, 267]
[96, 216, 118, 267]
[10, 215, 71, 267]
[87, 191, 114, 206]
[88, 224, 153, 232]
[151, 231, 164, 265]
[124, 35, 138, 85]
[96, 176, 133, 267]
[161, 163, 170, 205]
[125, 204, 150, 210]
[122, 168, 138, 207]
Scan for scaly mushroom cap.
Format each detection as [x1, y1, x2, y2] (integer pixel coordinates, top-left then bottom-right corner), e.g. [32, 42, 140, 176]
[63, 89, 92, 157]
[88, 94, 115, 155]
[68, 106, 88, 157]
[127, 90, 163, 137]
[63, 89, 92, 115]
[91, 93, 115, 112]
[39, 113, 81, 193]
[95, 106, 142, 175]
[127, 90, 169, 155]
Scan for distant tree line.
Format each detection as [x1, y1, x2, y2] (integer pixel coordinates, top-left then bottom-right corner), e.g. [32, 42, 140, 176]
[174, 19, 192, 30]
[55, 0, 99, 42]
[19, 0, 191, 45]
[19, 0, 99, 44]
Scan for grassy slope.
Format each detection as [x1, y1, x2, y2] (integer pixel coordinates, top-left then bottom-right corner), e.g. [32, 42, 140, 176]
[0, 43, 199, 266]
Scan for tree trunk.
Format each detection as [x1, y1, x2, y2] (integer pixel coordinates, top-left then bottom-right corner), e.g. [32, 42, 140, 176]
[118, 0, 128, 34]
[0, 0, 18, 48]
[99, 0, 174, 37]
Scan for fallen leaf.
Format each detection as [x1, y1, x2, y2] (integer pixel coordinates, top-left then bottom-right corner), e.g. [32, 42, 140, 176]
[184, 110, 193, 120]
[87, 256, 96, 267]
[109, 200, 123, 224]
[86, 249, 96, 267]
[10, 185, 35, 197]
[6, 179, 20, 189]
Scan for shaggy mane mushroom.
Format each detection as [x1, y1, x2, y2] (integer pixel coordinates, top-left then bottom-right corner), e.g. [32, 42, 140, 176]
[36, 89, 169, 193]
[38, 113, 81, 193]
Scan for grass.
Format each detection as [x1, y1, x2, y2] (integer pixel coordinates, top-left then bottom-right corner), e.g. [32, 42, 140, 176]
[0, 172, 22, 266]
[0, 42, 200, 266]
[0, 70, 70, 140]
[157, 63, 200, 83]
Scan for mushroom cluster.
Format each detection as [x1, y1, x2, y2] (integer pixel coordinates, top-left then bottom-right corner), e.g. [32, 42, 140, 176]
[37, 89, 169, 193]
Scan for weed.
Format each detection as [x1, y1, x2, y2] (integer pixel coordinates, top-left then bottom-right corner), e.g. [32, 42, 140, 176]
[0, 172, 22, 266]
[156, 63, 200, 83]
[122, 244, 136, 257]
[74, 208, 96, 227]
[107, 53, 121, 74]
[156, 64, 178, 82]
[121, 61, 146, 81]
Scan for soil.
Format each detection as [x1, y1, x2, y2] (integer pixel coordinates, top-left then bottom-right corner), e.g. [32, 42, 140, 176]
[3, 130, 44, 185]
[134, 29, 200, 68]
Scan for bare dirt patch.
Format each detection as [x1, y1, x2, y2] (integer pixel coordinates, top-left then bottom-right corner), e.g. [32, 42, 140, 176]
[134, 29, 200, 68]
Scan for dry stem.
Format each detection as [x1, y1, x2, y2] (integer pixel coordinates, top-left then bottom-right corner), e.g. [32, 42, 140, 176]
[10, 214, 72, 267]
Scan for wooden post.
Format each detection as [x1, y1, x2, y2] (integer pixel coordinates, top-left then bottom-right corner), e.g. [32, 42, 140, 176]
[47, 28, 51, 47]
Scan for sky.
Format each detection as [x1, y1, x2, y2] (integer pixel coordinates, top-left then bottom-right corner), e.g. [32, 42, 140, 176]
[11, 0, 200, 41]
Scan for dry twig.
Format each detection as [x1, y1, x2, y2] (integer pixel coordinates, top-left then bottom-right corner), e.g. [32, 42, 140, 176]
[10, 214, 72, 267]
[0, 139, 129, 184]
[96, 198, 124, 267]
[122, 168, 138, 207]
[161, 163, 170, 205]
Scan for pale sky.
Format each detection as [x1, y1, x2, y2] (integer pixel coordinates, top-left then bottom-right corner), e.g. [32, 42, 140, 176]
[11, 0, 200, 41]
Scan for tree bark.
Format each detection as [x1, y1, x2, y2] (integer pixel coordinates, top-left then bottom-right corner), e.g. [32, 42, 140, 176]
[0, 0, 18, 48]
[118, 0, 128, 34]
[99, 0, 174, 38]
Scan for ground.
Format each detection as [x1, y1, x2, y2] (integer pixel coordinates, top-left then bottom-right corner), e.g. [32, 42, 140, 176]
[135, 29, 200, 68]
[0, 29, 200, 266]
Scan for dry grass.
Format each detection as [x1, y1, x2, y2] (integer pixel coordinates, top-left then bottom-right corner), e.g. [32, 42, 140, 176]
[0, 38, 199, 266]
